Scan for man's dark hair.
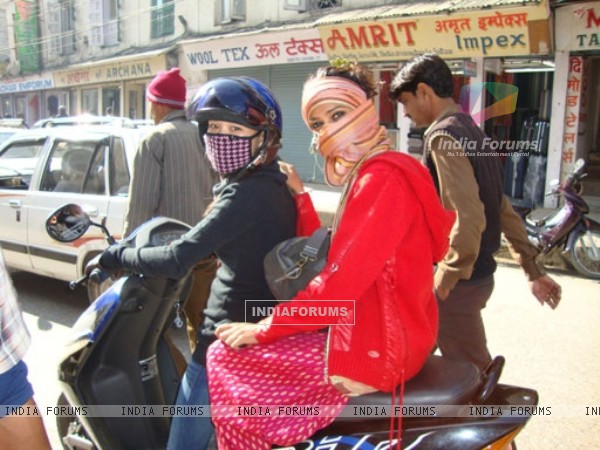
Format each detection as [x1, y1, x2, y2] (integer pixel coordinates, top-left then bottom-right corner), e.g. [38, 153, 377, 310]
[389, 53, 454, 101]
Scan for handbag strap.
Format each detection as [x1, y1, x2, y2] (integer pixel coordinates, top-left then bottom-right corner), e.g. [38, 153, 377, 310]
[300, 227, 330, 261]
[283, 227, 330, 279]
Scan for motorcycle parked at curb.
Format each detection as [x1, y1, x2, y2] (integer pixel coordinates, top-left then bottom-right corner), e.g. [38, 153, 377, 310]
[512, 158, 600, 280]
[47, 203, 539, 450]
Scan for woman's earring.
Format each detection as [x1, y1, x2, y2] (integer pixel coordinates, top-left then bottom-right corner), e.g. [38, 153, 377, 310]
[308, 132, 319, 155]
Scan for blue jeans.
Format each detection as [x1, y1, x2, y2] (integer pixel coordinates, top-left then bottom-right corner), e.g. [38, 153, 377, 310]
[166, 359, 214, 450]
[0, 360, 34, 417]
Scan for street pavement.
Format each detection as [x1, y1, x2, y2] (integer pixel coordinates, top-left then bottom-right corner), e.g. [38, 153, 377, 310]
[11, 262, 600, 450]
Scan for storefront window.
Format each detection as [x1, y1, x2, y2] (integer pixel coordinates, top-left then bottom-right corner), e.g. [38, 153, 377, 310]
[15, 96, 27, 121]
[102, 87, 120, 116]
[379, 71, 397, 129]
[47, 95, 59, 118]
[1, 97, 12, 118]
[82, 89, 99, 115]
[128, 90, 138, 119]
[69, 91, 78, 117]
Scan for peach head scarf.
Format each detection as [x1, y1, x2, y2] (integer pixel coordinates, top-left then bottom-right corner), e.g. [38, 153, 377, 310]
[301, 76, 389, 186]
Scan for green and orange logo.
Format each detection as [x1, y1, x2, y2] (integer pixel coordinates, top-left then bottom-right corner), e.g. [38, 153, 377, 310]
[459, 82, 519, 126]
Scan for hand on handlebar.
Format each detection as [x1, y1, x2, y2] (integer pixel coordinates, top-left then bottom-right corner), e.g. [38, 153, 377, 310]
[85, 253, 124, 281]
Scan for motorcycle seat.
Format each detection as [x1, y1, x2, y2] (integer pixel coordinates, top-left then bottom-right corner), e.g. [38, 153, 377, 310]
[345, 355, 481, 408]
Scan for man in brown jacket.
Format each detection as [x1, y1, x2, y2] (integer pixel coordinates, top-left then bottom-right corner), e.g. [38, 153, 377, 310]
[390, 54, 561, 370]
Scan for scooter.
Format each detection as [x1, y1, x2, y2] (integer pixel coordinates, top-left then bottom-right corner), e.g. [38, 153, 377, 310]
[512, 158, 600, 279]
[47, 204, 192, 450]
[47, 203, 539, 450]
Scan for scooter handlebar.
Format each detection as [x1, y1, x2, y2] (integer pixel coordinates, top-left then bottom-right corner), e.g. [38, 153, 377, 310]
[89, 268, 110, 285]
[69, 274, 88, 290]
[69, 268, 109, 290]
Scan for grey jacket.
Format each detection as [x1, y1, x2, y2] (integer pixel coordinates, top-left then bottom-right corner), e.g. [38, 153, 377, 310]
[123, 110, 217, 235]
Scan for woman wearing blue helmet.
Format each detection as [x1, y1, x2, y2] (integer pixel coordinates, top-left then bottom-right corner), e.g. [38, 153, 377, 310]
[87, 77, 296, 450]
[190, 76, 283, 178]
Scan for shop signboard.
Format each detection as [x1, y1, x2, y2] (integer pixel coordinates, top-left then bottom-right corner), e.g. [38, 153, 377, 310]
[561, 56, 589, 179]
[14, 0, 41, 73]
[317, 4, 550, 61]
[556, 1, 600, 51]
[0, 74, 54, 94]
[180, 28, 328, 73]
[53, 54, 168, 88]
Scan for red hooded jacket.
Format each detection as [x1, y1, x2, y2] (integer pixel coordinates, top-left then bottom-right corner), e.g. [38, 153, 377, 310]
[256, 152, 455, 391]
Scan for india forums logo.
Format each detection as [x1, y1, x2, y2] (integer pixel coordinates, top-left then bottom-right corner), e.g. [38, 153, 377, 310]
[459, 82, 518, 126]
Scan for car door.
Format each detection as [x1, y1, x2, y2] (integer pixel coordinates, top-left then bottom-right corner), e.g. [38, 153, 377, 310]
[0, 136, 48, 271]
[103, 134, 131, 240]
[26, 137, 113, 281]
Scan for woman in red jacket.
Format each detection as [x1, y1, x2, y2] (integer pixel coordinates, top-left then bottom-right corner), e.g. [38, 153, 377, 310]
[206, 62, 455, 449]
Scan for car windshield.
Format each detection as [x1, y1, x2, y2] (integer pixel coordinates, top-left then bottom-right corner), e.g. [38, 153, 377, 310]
[0, 142, 43, 176]
[0, 130, 18, 146]
[33, 115, 136, 129]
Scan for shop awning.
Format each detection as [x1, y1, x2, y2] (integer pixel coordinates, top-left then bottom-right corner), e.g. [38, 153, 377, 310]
[313, 0, 545, 25]
[59, 45, 176, 71]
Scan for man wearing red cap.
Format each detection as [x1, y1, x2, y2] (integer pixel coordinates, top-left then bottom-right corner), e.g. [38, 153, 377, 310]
[124, 68, 218, 364]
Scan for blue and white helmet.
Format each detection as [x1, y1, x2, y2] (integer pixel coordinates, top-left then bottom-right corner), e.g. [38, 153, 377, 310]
[188, 77, 282, 163]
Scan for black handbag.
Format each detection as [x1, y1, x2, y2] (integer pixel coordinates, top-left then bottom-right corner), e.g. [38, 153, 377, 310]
[263, 227, 331, 300]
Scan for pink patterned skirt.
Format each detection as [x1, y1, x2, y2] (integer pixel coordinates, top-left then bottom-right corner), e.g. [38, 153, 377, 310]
[206, 332, 348, 450]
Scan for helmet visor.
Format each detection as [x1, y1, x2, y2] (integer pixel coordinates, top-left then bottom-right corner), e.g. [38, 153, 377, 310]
[189, 78, 269, 129]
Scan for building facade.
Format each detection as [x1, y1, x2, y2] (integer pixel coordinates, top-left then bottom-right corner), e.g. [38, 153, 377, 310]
[1, 0, 595, 201]
[550, 1, 600, 210]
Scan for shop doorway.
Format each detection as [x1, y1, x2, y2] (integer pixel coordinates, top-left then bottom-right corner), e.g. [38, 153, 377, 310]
[47, 95, 59, 118]
[82, 88, 99, 115]
[126, 84, 146, 120]
[486, 70, 553, 208]
[102, 87, 120, 117]
[580, 56, 600, 212]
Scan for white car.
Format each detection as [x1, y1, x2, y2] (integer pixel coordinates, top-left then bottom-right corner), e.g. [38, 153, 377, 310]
[0, 127, 20, 146]
[0, 126, 145, 299]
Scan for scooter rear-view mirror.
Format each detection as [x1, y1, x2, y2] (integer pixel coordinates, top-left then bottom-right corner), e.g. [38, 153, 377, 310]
[46, 203, 92, 242]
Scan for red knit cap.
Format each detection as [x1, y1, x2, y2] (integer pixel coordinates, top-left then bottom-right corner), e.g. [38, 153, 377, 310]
[146, 68, 186, 109]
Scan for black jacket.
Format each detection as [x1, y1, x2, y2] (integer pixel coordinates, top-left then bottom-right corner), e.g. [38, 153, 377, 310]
[424, 112, 504, 281]
[101, 161, 297, 363]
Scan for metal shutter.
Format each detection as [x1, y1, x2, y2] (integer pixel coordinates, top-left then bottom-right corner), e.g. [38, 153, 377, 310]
[271, 62, 324, 183]
[208, 62, 324, 183]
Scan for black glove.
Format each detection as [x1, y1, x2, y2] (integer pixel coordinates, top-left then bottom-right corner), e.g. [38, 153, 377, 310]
[85, 246, 125, 280]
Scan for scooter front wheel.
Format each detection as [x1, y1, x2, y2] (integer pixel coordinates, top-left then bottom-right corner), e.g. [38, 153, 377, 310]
[569, 229, 600, 279]
[56, 393, 96, 450]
